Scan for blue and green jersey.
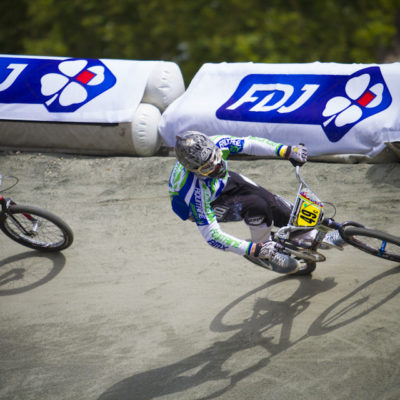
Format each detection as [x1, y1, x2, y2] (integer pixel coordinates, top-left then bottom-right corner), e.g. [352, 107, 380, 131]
[168, 135, 283, 256]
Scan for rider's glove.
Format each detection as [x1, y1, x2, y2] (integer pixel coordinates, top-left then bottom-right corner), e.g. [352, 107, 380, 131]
[281, 144, 308, 166]
[253, 241, 282, 259]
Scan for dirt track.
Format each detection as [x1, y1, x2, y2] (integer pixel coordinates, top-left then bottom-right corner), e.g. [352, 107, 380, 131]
[1, 153, 400, 400]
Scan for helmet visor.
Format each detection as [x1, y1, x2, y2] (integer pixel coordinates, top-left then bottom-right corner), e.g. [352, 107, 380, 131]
[192, 147, 223, 176]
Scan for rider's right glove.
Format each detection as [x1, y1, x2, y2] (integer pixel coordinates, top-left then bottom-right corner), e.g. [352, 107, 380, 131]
[282, 144, 308, 166]
[253, 241, 282, 259]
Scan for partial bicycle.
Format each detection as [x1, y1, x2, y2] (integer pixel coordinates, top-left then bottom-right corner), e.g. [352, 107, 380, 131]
[0, 174, 73, 252]
[245, 164, 400, 276]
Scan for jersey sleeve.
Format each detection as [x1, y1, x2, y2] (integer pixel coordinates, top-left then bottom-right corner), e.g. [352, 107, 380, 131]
[197, 220, 253, 256]
[242, 136, 286, 157]
[192, 178, 253, 256]
[168, 161, 194, 221]
[211, 135, 286, 158]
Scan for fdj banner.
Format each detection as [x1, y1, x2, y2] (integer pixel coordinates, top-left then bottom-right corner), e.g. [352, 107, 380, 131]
[216, 67, 392, 143]
[159, 62, 400, 157]
[0, 55, 155, 123]
[0, 58, 116, 112]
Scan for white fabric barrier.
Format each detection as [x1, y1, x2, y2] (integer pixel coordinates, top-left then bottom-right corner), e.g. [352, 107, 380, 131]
[0, 55, 184, 156]
[159, 62, 400, 161]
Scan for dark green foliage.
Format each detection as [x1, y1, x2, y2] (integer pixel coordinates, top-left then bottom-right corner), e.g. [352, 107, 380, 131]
[1, 0, 399, 84]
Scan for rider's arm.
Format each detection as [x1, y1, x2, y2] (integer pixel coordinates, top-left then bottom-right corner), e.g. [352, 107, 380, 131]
[211, 135, 293, 160]
[242, 136, 292, 159]
[197, 220, 255, 256]
[191, 178, 256, 256]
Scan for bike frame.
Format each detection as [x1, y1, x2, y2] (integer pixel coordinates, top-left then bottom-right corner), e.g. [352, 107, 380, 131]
[275, 166, 339, 251]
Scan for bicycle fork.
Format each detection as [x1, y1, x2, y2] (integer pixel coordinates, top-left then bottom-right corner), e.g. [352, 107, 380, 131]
[1, 196, 39, 236]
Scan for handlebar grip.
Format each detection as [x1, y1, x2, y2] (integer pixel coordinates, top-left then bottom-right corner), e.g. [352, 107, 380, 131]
[290, 159, 304, 168]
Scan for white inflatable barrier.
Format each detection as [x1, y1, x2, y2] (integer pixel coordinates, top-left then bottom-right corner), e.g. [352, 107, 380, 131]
[159, 62, 400, 162]
[142, 62, 185, 112]
[0, 55, 184, 156]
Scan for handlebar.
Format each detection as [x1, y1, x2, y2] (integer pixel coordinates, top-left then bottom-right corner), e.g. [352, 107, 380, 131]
[295, 165, 308, 187]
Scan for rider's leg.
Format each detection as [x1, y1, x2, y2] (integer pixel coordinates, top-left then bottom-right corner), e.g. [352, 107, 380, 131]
[211, 172, 276, 242]
[322, 229, 347, 249]
[243, 194, 299, 273]
[242, 194, 274, 242]
[290, 229, 317, 246]
[247, 222, 272, 242]
[290, 228, 346, 249]
[211, 171, 299, 273]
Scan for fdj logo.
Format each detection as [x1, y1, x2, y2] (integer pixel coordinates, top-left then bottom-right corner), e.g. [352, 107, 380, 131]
[216, 67, 392, 142]
[0, 57, 117, 112]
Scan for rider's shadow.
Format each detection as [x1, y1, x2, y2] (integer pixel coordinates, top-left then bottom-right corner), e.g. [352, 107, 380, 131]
[0, 251, 65, 295]
[98, 266, 400, 400]
[97, 276, 336, 400]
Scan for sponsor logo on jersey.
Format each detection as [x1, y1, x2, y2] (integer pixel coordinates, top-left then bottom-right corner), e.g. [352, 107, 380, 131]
[207, 239, 228, 250]
[216, 67, 392, 142]
[216, 137, 244, 152]
[0, 57, 117, 112]
[210, 228, 241, 248]
[193, 188, 207, 221]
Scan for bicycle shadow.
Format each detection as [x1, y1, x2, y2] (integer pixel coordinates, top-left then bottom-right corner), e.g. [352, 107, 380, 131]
[97, 275, 336, 400]
[308, 265, 400, 336]
[98, 264, 400, 400]
[0, 251, 65, 296]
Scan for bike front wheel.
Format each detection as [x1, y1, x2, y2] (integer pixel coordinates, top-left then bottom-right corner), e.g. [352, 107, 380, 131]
[0, 204, 73, 252]
[341, 226, 400, 263]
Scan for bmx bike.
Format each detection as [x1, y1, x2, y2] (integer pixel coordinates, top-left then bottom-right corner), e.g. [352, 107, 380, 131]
[0, 174, 73, 252]
[245, 164, 400, 276]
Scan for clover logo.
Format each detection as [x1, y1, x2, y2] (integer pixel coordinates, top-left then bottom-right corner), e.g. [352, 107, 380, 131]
[40, 59, 107, 109]
[322, 73, 384, 128]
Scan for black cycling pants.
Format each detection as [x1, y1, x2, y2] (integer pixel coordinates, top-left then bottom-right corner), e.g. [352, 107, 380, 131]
[211, 171, 291, 227]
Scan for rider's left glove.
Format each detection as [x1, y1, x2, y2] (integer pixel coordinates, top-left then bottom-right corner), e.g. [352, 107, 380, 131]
[283, 144, 308, 166]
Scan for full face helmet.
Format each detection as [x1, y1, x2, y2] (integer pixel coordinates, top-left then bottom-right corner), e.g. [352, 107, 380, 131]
[175, 131, 227, 178]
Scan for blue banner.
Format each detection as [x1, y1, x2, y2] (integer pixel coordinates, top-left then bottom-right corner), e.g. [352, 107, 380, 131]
[216, 67, 392, 143]
[159, 62, 400, 157]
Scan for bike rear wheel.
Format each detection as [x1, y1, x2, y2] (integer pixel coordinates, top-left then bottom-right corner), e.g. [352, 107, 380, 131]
[341, 226, 400, 263]
[0, 204, 73, 252]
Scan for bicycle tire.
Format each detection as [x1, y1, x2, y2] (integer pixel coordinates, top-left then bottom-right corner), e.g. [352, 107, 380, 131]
[292, 260, 317, 276]
[0, 204, 73, 252]
[341, 226, 400, 263]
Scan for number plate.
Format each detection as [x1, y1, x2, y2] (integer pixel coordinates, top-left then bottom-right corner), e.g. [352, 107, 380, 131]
[295, 195, 322, 227]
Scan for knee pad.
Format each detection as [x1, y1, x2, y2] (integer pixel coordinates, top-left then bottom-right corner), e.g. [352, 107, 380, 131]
[245, 215, 266, 226]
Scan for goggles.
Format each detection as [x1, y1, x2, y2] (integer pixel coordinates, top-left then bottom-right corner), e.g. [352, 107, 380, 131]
[191, 147, 223, 176]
